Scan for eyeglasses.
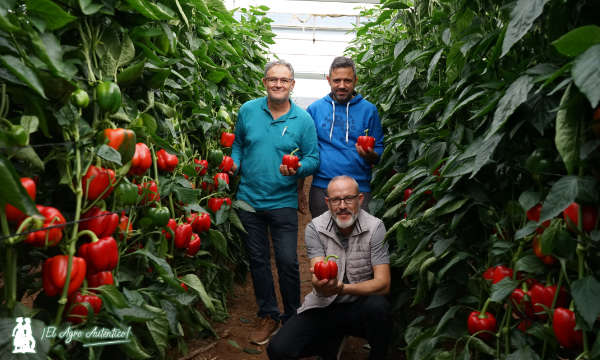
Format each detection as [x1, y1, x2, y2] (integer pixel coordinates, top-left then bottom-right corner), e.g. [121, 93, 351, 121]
[265, 77, 293, 85]
[328, 194, 359, 206]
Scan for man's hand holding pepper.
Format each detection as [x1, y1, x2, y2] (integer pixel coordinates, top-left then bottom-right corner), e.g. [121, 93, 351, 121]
[355, 143, 379, 164]
[310, 265, 343, 297]
[280, 162, 301, 176]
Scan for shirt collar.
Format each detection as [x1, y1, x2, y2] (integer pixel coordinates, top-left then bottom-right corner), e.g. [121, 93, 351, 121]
[260, 97, 297, 123]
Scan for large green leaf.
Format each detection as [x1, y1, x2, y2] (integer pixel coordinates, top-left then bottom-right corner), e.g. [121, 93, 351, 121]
[486, 76, 533, 139]
[25, 0, 77, 30]
[180, 273, 216, 313]
[501, 0, 548, 57]
[144, 305, 169, 357]
[555, 84, 584, 175]
[78, 0, 103, 15]
[572, 44, 600, 108]
[552, 25, 600, 57]
[0, 55, 47, 99]
[0, 156, 38, 215]
[539, 176, 589, 222]
[571, 276, 600, 330]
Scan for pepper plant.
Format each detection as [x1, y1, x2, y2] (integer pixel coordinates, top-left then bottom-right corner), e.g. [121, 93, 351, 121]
[348, 0, 600, 358]
[0, 0, 271, 358]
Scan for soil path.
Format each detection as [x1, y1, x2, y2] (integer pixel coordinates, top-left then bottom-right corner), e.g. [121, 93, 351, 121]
[182, 178, 373, 360]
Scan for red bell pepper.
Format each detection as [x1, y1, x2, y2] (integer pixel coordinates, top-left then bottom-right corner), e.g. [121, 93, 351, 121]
[137, 180, 160, 204]
[80, 206, 119, 238]
[314, 255, 339, 280]
[77, 236, 119, 273]
[207, 197, 231, 213]
[563, 202, 598, 232]
[526, 203, 551, 233]
[219, 155, 234, 172]
[529, 283, 569, 319]
[162, 218, 177, 240]
[282, 148, 300, 171]
[87, 271, 114, 288]
[174, 223, 192, 249]
[482, 265, 513, 284]
[186, 233, 201, 256]
[4, 177, 36, 222]
[101, 128, 136, 164]
[156, 149, 179, 172]
[194, 159, 208, 175]
[553, 307, 583, 349]
[66, 291, 102, 324]
[23, 205, 66, 247]
[220, 131, 235, 147]
[356, 129, 375, 151]
[180, 282, 188, 291]
[129, 142, 152, 175]
[117, 213, 133, 241]
[187, 212, 211, 233]
[467, 310, 496, 341]
[532, 236, 556, 265]
[403, 188, 413, 201]
[510, 288, 534, 317]
[213, 172, 229, 187]
[43, 255, 87, 296]
[82, 165, 116, 201]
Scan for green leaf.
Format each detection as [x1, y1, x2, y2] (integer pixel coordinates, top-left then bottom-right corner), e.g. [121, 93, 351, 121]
[97, 144, 122, 165]
[427, 49, 443, 84]
[383, 0, 410, 9]
[0, 156, 39, 216]
[555, 84, 584, 174]
[30, 32, 73, 79]
[490, 277, 518, 303]
[501, 0, 548, 57]
[207, 229, 228, 258]
[119, 332, 152, 359]
[180, 273, 216, 313]
[393, 38, 411, 59]
[124, 0, 160, 20]
[78, 0, 103, 15]
[13, 147, 44, 171]
[433, 305, 461, 336]
[144, 305, 169, 357]
[514, 254, 545, 275]
[233, 199, 255, 212]
[397, 67, 416, 95]
[26, 0, 77, 30]
[571, 276, 600, 330]
[506, 347, 540, 360]
[572, 44, 600, 108]
[552, 25, 600, 57]
[96, 285, 128, 308]
[117, 60, 146, 86]
[486, 75, 533, 139]
[134, 249, 176, 283]
[228, 210, 246, 233]
[0, 55, 47, 99]
[207, 69, 228, 84]
[539, 176, 583, 223]
[55, 103, 79, 126]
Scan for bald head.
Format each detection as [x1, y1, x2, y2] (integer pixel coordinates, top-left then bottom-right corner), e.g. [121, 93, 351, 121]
[327, 175, 359, 196]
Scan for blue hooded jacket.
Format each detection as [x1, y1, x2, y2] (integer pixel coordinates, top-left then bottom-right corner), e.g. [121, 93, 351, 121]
[306, 93, 384, 192]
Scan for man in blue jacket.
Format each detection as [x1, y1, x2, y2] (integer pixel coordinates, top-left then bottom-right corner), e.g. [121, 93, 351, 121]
[231, 59, 319, 345]
[305, 56, 384, 218]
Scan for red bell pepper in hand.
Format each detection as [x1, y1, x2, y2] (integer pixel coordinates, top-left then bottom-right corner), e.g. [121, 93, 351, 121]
[282, 148, 300, 171]
[156, 149, 179, 172]
[87, 271, 114, 288]
[482, 265, 513, 284]
[219, 155, 234, 172]
[82, 165, 116, 201]
[220, 131, 235, 147]
[162, 218, 177, 240]
[532, 236, 556, 265]
[563, 202, 598, 232]
[207, 197, 231, 213]
[4, 177, 36, 222]
[314, 255, 339, 280]
[66, 291, 102, 324]
[129, 143, 152, 175]
[80, 206, 119, 238]
[174, 223, 193, 249]
[137, 180, 160, 204]
[356, 129, 375, 151]
[43, 255, 87, 296]
[213, 172, 229, 187]
[77, 236, 119, 273]
[186, 233, 201, 256]
[194, 159, 208, 175]
[23, 205, 66, 247]
[553, 307, 583, 349]
[187, 212, 211, 233]
[529, 283, 569, 319]
[101, 128, 136, 164]
[468, 310, 496, 341]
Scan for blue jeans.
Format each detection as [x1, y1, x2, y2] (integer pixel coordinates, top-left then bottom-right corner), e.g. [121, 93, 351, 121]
[238, 208, 300, 323]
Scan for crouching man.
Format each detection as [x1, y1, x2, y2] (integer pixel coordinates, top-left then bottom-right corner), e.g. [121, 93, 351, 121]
[268, 175, 392, 359]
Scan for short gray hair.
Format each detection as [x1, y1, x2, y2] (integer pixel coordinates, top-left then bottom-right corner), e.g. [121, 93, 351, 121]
[327, 175, 359, 196]
[329, 56, 356, 78]
[264, 59, 294, 79]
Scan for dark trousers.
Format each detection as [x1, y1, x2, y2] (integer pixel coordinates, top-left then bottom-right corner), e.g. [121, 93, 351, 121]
[267, 295, 392, 360]
[309, 185, 372, 219]
[238, 208, 300, 323]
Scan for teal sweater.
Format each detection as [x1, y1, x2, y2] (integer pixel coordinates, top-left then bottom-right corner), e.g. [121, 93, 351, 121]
[231, 97, 319, 210]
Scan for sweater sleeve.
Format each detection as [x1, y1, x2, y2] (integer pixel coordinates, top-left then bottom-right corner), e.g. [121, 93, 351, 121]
[231, 106, 245, 174]
[370, 106, 385, 159]
[296, 116, 320, 178]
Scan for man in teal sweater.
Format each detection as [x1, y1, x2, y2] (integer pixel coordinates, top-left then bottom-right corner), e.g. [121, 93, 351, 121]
[231, 59, 319, 345]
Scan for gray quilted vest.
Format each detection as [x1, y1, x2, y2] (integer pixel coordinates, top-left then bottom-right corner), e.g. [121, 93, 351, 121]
[297, 209, 383, 313]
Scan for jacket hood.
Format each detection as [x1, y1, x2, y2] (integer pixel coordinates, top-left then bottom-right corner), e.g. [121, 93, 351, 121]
[325, 92, 363, 106]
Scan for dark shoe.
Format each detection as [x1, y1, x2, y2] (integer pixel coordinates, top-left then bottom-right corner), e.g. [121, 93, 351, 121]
[249, 317, 280, 345]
